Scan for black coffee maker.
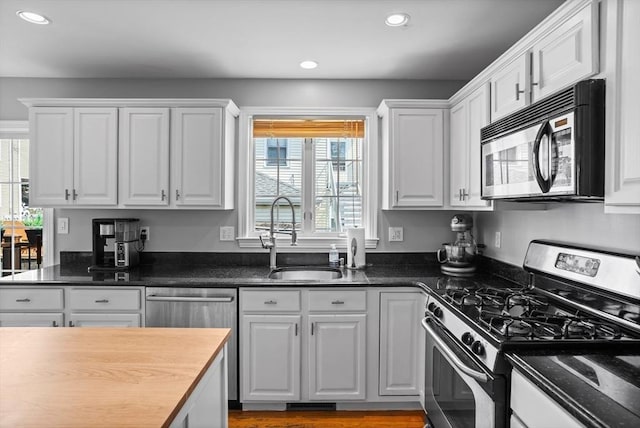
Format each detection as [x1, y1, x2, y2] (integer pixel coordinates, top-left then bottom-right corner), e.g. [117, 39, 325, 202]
[88, 218, 140, 272]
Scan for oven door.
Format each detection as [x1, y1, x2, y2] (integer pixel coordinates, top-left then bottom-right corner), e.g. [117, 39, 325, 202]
[421, 316, 502, 428]
[481, 112, 575, 199]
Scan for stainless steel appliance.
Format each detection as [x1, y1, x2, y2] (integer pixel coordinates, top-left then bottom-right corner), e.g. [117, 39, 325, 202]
[437, 214, 478, 277]
[421, 240, 640, 428]
[481, 79, 605, 201]
[145, 287, 238, 401]
[89, 218, 141, 272]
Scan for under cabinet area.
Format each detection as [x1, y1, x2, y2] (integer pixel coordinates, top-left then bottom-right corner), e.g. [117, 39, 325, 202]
[490, 0, 598, 121]
[378, 100, 446, 209]
[21, 99, 238, 209]
[0, 286, 144, 327]
[28, 107, 118, 207]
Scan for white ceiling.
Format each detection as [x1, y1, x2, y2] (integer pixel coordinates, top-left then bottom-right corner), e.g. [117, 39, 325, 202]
[0, 0, 564, 80]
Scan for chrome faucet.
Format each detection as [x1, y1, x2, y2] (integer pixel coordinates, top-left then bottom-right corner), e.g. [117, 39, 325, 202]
[260, 196, 297, 270]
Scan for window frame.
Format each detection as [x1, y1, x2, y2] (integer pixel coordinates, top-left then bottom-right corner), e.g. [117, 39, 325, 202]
[237, 107, 379, 250]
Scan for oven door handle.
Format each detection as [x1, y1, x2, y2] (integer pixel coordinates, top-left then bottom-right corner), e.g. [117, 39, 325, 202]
[421, 316, 489, 383]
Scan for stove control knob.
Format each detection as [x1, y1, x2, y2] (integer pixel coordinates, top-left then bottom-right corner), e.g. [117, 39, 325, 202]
[427, 302, 443, 318]
[471, 341, 485, 356]
[461, 332, 474, 346]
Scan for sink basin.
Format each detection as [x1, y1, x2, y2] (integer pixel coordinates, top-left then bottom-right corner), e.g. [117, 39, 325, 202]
[268, 267, 343, 281]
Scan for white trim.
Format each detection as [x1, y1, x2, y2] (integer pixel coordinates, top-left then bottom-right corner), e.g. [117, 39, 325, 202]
[237, 106, 378, 250]
[19, 99, 240, 116]
[0, 120, 29, 139]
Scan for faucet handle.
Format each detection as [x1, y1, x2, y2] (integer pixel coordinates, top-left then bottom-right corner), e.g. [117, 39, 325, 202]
[259, 233, 273, 249]
[291, 230, 298, 246]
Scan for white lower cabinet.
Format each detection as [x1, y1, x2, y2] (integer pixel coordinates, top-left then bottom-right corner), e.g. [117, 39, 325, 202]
[241, 314, 301, 401]
[308, 313, 366, 400]
[240, 288, 367, 403]
[0, 288, 65, 327]
[510, 369, 584, 428]
[379, 291, 424, 396]
[0, 286, 144, 328]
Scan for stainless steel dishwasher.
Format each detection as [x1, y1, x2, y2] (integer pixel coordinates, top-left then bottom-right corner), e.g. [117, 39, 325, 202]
[145, 287, 238, 401]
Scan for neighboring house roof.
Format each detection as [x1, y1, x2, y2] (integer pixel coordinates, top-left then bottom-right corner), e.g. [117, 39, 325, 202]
[255, 172, 300, 204]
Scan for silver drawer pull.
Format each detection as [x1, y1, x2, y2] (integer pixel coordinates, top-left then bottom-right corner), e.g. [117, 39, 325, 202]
[331, 300, 345, 305]
[16, 298, 31, 303]
[95, 299, 110, 304]
[264, 300, 278, 305]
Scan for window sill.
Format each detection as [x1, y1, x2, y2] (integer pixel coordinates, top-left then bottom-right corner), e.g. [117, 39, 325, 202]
[237, 236, 379, 250]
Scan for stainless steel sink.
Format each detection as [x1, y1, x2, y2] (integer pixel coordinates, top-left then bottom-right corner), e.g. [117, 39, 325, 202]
[268, 267, 343, 281]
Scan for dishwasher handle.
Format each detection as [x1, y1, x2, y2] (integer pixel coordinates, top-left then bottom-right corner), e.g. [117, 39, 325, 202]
[146, 295, 234, 303]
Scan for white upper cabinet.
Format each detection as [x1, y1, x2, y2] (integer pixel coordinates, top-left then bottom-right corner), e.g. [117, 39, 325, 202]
[28, 107, 117, 207]
[119, 108, 171, 206]
[449, 84, 492, 209]
[490, 0, 598, 121]
[378, 100, 446, 209]
[23, 99, 238, 209]
[490, 55, 529, 121]
[171, 107, 235, 208]
[604, 0, 640, 213]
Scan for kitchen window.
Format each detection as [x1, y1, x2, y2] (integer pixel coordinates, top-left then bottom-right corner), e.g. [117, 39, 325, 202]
[0, 121, 51, 275]
[237, 107, 378, 249]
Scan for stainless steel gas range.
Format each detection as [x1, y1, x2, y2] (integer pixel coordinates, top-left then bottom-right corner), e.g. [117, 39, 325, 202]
[420, 240, 640, 428]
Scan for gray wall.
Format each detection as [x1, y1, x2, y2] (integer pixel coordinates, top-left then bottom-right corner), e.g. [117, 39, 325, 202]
[477, 204, 640, 266]
[3, 77, 639, 264]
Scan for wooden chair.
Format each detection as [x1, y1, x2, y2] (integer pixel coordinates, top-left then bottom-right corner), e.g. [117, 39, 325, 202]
[2, 220, 42, 268]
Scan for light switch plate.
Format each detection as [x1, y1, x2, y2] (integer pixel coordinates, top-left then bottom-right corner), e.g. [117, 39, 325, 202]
[57, 218, 69, 234]
[220, 226, 235, 241]
[389, 227, 404, 242]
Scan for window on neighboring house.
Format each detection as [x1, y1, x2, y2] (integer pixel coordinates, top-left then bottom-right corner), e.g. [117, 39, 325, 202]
[238, 109, 378, 248]
[265, 138, 288, 167]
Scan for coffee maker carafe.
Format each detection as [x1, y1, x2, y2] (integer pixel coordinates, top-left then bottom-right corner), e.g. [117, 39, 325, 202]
[89, 218, 140, 272]
[437, 214, 477, 277]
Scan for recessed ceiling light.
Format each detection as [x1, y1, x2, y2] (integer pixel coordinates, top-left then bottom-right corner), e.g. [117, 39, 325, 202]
[16, 10, 51, 25]
[300, 60, 318, 70]
[385, 13, 410, 27]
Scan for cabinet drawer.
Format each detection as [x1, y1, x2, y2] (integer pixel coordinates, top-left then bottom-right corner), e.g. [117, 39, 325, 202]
[68, 288, 141, 311]
[0, 288, 64, 311]
[241, 290, 301, 312]
[308, 290, 366, 312]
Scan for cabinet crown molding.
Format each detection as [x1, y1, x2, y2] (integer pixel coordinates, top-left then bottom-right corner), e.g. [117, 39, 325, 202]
[377, 99, 450, 117]
[19, 98, 240, 116]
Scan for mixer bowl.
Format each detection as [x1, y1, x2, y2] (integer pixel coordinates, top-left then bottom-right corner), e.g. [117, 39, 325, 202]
[437, 243, 475, 266]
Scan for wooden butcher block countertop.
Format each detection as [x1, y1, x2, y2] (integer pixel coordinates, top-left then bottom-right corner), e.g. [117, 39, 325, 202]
[0, 327, 230, 428]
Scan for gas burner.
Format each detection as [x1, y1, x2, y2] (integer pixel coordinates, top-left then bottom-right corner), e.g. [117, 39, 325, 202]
[562, 319, 622, 340]
[501, 319, 532, 337]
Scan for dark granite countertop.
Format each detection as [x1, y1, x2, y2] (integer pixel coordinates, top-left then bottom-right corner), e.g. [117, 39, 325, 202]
[507, 352, 640, 428]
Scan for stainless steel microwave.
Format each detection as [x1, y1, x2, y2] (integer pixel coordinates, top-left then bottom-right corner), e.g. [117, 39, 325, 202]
[481, 79, 605, 201]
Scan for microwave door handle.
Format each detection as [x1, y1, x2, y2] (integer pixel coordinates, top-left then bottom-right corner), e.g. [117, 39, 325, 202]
[533, 121, 553, 193]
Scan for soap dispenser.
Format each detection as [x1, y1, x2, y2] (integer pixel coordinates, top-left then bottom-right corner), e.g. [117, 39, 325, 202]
[329, 244, 339, 268]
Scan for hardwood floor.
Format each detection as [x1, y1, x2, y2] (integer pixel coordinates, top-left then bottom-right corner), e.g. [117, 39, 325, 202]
[228, 410, 426, 428]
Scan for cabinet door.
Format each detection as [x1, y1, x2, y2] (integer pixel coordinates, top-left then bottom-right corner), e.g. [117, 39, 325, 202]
[241, 314, 301, 401]
[119, 108, 170, 206]
[68, 313, 140, 327]
[29, 107, 74, 206]
[379, 292, 423, 396]
[531, 2, 597, 102]
[490, 55, 529, 121]
[0, 313, 63, 327]
[308, 313, 366, 400]
[449, 101, 467, 207]
[74, 108, 118, 205]
[171, 108, 224, 207]
[605, 0, 640, 213]
[390, 108, 444, 207]
[465, 84, 491, 207]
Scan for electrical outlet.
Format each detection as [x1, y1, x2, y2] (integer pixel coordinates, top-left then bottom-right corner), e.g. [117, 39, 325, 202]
[220, 226, 235, 241]
[57, 218, 69, 234]
[494, 231, 501, 248]
[389, 227, 404, 242]
[140, 227, 150, 242]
